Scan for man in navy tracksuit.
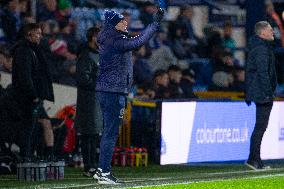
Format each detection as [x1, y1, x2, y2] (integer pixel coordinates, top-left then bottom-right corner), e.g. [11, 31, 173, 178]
[93, 9, 164, 184]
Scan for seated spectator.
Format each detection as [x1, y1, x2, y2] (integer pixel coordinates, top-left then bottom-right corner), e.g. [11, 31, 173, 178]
[213, 51, 235, 76]
[200, 24, 224, 59]
[47, 20, 77, 86]
[180, 69, 198, 99]
[210, 71, 234, 91]
[167, 65, 183, 98]
[19, 0, 29, 19]
[1, 0, 22, 45]
[265, 1, 284, 84]
[40, 20, 64, 83]
[168, 21, 196, 60]
[133, 45, 153, 88]
[222, 21, 236, 53]
[0, 47, 12, 73]
[152, 70, 170, 99]
[57, 20, 79, 56]
[0, 20, 7, 45]
[265, 0, 284, 47]
[148, 29, 178, 72]
[139, 1, 156, 26]
[129, 19, 145, 37]
[37, 0, 57, 22]
[47, 19, 60, 36]
[232, 65, 245, 92]
[48, 37, 76, 61]
[48, 21, 78, 61]
[210, 43, 236, 91]
[48, 38, 76, 86]
[47, 37, 76, 85]
[49, 38, 76, 85]
[22, 13, 36, 25]
[176, 5, 198, 46]
[55, 0, 72, 23]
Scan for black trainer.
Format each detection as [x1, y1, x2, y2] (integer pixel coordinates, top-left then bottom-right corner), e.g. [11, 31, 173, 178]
[245, 160, 271, 170]
[93, 168, 122, 184]
[83, 168, 96, 177]
[258, 161, 271, 170]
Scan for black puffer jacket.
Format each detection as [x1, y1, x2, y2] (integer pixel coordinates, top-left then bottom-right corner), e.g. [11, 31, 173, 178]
[245, 35, 277, 103]
[11, 39, 54, 103]
[75, 46, 102, 135]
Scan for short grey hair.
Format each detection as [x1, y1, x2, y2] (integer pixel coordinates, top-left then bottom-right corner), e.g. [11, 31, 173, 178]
[254, 21, 270, 36]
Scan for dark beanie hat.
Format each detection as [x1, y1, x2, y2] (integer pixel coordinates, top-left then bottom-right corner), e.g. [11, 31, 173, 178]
[104, 10, 124, 27]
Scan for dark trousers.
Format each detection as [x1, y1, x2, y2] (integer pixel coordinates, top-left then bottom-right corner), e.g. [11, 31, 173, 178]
[19, 104, 39, 160]
[248, 102, 273, 162]
[97, 92, 126, 172]
[81, 134, 97, 171]
[16, 99, 42, 160]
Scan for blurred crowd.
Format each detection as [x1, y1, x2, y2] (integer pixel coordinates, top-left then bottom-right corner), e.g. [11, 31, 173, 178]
[0, 0, 284, 100]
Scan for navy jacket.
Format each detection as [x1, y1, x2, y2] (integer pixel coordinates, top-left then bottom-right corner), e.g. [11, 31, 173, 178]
[96, 22, 159, 94]
[245, 35, 277, 103]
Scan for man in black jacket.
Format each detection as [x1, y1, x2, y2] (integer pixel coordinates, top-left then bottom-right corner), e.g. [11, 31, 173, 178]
[245, 21, 277, 170]
[75, 26, 102, 177]
[11, 23, 54, 160]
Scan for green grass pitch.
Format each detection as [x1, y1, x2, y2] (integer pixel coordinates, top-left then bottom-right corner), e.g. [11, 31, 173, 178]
[1, 161, 284, 188]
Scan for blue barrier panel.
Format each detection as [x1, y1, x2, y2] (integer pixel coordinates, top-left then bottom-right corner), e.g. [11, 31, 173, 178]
[188, 102, 254, 162]
[161, 101, 284, 165]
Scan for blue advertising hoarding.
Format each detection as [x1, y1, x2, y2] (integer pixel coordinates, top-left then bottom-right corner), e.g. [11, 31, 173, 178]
[188, 102, 254, 162]
[161, 101, 284, 165]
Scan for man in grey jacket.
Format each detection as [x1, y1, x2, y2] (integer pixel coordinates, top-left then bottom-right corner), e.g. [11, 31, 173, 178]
[94, 9, 164, 184]
[245, 21, 277, 170]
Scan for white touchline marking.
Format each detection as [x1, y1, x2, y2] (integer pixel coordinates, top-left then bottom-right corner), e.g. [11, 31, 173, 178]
[250, 173, 284, 179]
[53, 183, 97, 189]
[208, 168, 284, 175]
[122, 173, 284, 189]
[2, 169, 283, 182]
[50, 177, 176, 189]
[123, 177, 178, 183]
[3, 168, 284, 189]
[45, 173, 284, 189]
